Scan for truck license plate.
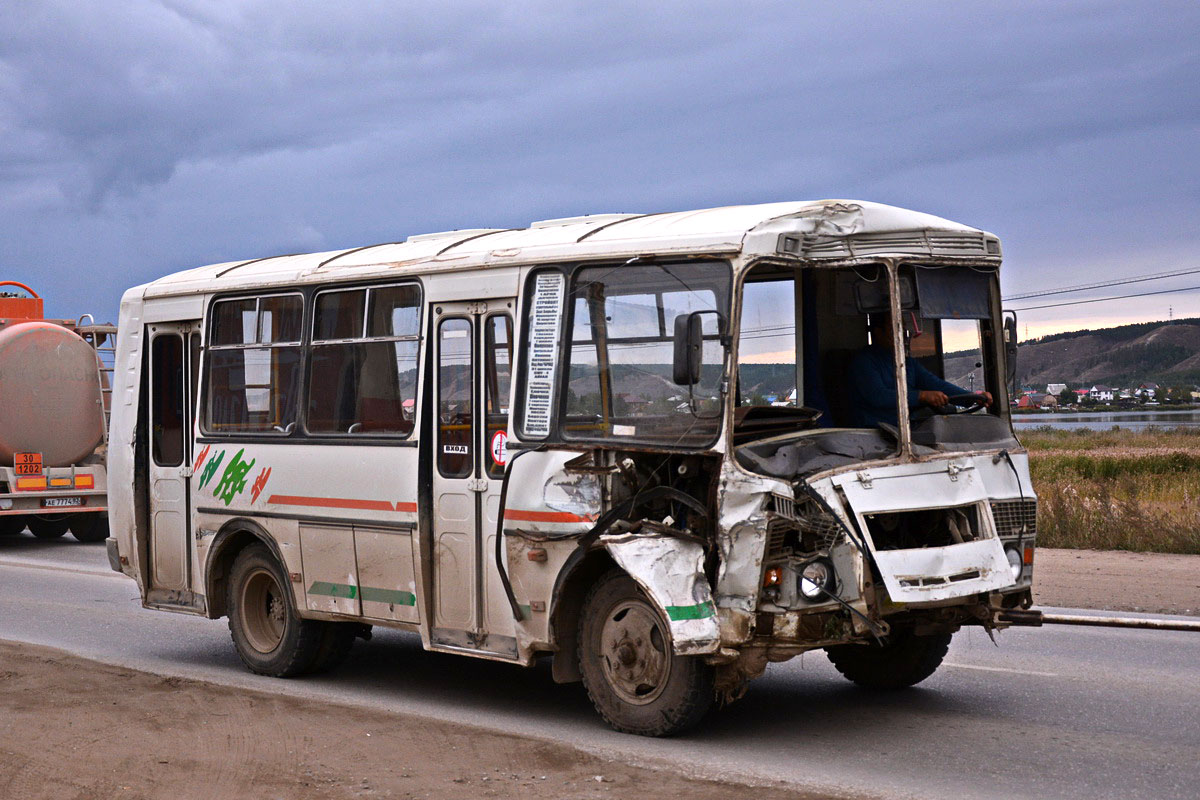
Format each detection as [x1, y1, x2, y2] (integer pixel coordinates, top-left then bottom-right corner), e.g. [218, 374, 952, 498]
[42, 497, 83, 508]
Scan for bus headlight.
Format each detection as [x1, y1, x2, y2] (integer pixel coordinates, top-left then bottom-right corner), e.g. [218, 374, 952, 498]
[798, 558, 836, 600]
[1005, 546, 1023, 582]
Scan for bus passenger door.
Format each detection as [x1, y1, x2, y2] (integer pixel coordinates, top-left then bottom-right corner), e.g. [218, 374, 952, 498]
[146, 322, 201, 606]
[430, 301, 517, 657]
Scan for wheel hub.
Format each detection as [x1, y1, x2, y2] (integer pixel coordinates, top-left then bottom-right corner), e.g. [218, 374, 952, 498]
[599, 599, 671, 705]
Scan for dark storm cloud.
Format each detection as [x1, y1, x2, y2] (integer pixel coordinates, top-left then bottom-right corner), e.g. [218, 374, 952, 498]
[0, 0, 1197, 327]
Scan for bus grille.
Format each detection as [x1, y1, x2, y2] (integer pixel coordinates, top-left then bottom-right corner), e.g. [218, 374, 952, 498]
[766, 494, 843, 556]
[990, 499, 1037, 538]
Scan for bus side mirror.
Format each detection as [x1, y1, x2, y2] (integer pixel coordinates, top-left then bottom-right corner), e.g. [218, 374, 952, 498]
[673, 313, 703, 385]
[1003, 310, 1018, 392]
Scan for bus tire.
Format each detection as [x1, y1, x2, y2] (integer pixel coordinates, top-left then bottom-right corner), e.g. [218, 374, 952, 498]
[70, 513, 109, 543]
[0, 516, 26, 536]
[577, 568, 714, 737]
[227, 544, 322, 677]
[28, 515, 70, 539]
[308, 623, 358, 674]
[825, 630, 952, 690]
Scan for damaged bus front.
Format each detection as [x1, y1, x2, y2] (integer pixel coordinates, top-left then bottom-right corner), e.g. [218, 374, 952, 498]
[501, 209, 1036, 735]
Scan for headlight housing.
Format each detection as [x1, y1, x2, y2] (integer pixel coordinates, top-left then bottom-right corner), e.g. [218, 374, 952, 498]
[798, 557, 837, 600]
[1005, 546, 1023, 582]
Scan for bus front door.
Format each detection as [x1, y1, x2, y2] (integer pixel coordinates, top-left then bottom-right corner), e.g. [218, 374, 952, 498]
[145, 321, 201, 608]
[430, 301, 517, 657]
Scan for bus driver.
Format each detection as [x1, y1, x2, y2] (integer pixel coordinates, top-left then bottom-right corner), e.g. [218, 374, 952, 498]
[847, 313, 992, 428]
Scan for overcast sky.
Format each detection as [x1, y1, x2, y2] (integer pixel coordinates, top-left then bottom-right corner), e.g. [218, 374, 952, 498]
[2, 0, 1197, 339]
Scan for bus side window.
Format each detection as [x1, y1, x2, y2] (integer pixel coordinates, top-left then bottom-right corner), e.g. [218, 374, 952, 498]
[484, 314, 512, 479]
[307, 283, 420, 436]
[204, 294, 303, 434]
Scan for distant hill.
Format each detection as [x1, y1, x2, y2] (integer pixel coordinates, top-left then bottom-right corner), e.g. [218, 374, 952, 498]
[945, 317, 1200, 390]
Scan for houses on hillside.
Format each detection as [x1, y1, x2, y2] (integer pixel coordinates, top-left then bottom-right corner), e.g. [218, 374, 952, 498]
[1014, 380, 1199, 409]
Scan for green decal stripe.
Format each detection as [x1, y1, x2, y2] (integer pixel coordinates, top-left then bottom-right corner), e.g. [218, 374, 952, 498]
[360, 586, 416, 606]
[665, 601, 716, 621]
[308, 581, 358, 600]
[308, 582, 416, 605]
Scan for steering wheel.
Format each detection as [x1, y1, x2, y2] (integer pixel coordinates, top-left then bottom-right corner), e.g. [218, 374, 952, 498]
[937, 393, 990, 415]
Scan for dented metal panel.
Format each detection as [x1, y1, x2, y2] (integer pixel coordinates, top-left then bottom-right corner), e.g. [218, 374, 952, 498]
[601, 532, 720, 655]
[814, 454, 1025, 603]
[503, 450, 601, 534]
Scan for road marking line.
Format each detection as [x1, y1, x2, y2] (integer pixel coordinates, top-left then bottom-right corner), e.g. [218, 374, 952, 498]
[944, 662, 1057, 677]
[0, 559, 123, 580]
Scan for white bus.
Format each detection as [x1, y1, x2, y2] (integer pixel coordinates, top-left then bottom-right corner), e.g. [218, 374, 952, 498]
[108, 200, 1039, 736]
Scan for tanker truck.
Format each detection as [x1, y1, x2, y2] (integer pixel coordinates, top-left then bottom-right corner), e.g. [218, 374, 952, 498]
[0, 282, 112, 542]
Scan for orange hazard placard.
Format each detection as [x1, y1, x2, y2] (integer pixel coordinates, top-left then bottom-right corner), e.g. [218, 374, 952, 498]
[14, 452, 43, 475]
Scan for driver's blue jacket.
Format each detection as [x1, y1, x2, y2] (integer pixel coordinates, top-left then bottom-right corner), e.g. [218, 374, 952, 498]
[846, 345, 967, 428]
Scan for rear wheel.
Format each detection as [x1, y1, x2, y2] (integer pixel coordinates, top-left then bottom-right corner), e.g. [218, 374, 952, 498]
[0, 516, 27, 536]
[826, 630, 952, 689]
[578, 569, 714, 736]
[70, 513, 109, 543]
[227, 544, 323, 677]
[28, 515, 70, 539]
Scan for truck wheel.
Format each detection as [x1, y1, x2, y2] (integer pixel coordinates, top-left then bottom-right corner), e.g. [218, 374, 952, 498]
[70, 513, 109, 543]
[578, 569, 714, 736]
[826, 630, 952, 689]
[227, 544, 322, 677]
[28, 515, 70, 539]
[0, 516, 26, 536]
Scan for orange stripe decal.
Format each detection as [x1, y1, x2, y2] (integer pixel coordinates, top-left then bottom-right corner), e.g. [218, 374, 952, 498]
[266, 495, 419, 514]
[504, 509, 594, 523]
[268, 495, 395, 512]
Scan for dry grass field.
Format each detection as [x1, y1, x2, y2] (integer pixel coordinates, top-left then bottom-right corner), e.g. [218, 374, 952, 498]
[1022, 427, 1200, 555]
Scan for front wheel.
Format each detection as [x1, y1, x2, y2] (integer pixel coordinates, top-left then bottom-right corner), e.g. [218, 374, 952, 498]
[578, 569, 714, 736]
[826, 630, 952, 690]
[227, 544, 324, 677]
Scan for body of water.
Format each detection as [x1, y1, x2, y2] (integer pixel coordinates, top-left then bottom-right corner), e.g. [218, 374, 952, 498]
[1011, 409, 1200, 431]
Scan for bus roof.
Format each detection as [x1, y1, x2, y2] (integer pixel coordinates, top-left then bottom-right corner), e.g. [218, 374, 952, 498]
[139, 200, 994, 299]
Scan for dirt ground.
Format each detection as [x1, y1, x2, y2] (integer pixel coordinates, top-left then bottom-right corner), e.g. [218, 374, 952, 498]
[1033, 547, 1200, 616]
[2, 549, 1196, 800]
[0, 642, 842, 800]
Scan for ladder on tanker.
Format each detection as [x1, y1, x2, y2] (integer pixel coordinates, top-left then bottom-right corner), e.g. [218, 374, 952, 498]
[77, 317, 118, 443]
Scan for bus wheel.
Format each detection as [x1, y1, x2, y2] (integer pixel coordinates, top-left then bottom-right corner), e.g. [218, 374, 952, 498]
[28, 515, 70, 539]
[0, 516, 27, 536]
[227, 544, 322, 677]
[825, 630, 952, 690]
[578, 569, 714, 736]
[70, 513, 109, 543]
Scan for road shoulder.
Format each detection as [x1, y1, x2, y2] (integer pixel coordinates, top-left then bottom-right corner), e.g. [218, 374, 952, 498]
[1034, 547, 1199, 616]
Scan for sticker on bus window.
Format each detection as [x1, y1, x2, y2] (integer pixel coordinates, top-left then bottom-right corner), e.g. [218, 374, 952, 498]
[612, 425, 636, 437]
[14, 452, 42, 476]
[490, 430, 508, 466]
[443, 444, 469, 454]
[524, 272, 564, 437]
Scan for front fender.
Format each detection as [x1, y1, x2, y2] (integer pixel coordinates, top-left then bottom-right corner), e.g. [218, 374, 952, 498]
[600, 532, 720, 656]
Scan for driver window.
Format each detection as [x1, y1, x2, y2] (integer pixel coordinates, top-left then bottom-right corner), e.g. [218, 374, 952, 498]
[739, 278, 796, 407]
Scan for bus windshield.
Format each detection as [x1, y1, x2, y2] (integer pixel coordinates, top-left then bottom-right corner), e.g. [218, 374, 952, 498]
[559, 261, 730, 447]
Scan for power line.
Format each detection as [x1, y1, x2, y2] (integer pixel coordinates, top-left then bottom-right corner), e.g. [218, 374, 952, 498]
[1002, 266, 1200, 301]
[1009, 283, 1200, 312]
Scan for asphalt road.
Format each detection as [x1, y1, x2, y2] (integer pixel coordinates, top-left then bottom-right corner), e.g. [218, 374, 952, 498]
[1, 533, 1197, 800]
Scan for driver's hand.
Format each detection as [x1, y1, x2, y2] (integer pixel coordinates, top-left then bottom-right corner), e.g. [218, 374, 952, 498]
[919, 390, 949, 407]
[981, 391, 994, 407]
